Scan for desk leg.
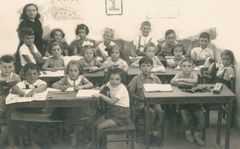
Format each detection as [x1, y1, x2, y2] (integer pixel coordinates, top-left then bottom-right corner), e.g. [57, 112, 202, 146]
[216, 107, 222, 144]
[145, 100, 150, 149]
[225, 98, 233, 149]
[91, 102, 96, 149]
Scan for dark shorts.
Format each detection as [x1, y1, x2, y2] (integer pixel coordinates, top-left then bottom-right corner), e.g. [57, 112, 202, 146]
[105, 105, 130, 126]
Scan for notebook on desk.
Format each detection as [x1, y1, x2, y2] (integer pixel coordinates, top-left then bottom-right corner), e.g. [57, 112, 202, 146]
[143, 84, 173, 92]
[76, 89, 100, 98]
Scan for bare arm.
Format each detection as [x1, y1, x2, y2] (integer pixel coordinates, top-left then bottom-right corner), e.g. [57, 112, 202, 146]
[11, 85, 25, 97]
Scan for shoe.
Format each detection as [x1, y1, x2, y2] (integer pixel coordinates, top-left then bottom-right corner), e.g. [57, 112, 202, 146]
[194, 131, 205, 146]
[185, 130, 194, 143]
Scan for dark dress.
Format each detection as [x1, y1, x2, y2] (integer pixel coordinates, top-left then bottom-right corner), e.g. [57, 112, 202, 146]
[17, 19, 45, 56]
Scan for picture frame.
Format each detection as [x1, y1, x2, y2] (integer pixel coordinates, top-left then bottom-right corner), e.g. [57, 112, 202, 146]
[105, 0, 123, 16]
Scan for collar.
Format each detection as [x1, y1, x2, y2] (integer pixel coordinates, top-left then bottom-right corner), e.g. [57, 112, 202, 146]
[67, 76, 83, 86]
[139, 73, 154, 80]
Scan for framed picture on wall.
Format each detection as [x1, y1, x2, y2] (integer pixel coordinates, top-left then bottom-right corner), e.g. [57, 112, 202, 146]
[105, 0, 123, 15]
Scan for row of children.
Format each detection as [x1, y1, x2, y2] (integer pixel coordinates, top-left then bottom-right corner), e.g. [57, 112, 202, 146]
[0, 45, 235, 148]
[16, 3, 219, 74]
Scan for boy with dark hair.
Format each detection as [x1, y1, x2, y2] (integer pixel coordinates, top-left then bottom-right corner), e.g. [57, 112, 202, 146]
[128, 56, 164, 145]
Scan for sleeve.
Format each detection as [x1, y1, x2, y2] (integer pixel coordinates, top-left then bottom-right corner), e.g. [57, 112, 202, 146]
[210, 49, 215, 59]
[16, 82, 25, 89]
[155, 56, 163, 66]
[81, 76, 92, 85]
[36, 79, 47, 86]
[19, 45, 29, 56]
[114, 85, 129, 103]
[52, 78, 67, 87]
[122, 60, 129, 71]
[132, 36, 139, 47]
[170, 73, 181, 85]
[190, 48, 196, 60]
[225, 68, 235, 80]
[95, 60, 103, 67]
[128, 76, 137, 93]
[33, 45, 40, 53]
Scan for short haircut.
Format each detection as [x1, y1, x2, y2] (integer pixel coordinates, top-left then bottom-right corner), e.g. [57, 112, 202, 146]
[172, 43, 186, 55]
[141, 21, 151, 28]
[199, 32, 210, 41]
[64, 60, 83, 75]
[139, 56, 153, 66]
[20, 27, 35, 41]
[221, 49, 235, 65]
[144, 42, 156, 52]
[180, 57, 194, 66]
[83, 46, 97, 58]
[50, 28, 65, 38]
[103, 28, 115, 37]
[0, 55, 14, 63]
[22, 63, 40, 75]
[165, 29, 176, 39]
[106, 66, 127, 83]
[107, 44, 122, 57]
[48, 42, 63, 54]
[75, 24, 89, 35]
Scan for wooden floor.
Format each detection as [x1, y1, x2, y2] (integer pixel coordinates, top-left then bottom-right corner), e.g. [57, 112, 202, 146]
[3, 111, 240, 149]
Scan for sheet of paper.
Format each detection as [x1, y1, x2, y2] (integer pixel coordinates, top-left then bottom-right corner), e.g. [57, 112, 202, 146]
[151, 66, 165, 72]
[66, 87, 74, 92]
[40, 70, 64, 77]
[76, 89, 100, 98]
[144, 84, 173, 92]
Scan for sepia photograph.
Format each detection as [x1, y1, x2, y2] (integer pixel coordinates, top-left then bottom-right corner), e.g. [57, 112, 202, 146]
[0, 0, 239, 149]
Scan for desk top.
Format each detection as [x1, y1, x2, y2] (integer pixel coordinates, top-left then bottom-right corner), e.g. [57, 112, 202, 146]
[144, 84, 235, 101]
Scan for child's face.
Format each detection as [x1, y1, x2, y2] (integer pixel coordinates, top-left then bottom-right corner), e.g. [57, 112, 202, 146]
[0, 62, 14, 77]
[84, 49, 94, 61]
[222, 54, 232, 67]
[77, 29, 87, 39]
[51, 45, 62, 58]
[111, 48, 120, 62]
[68, 65, 80, 80]
[140, 63, 152, 76]
[25, 5, 38, 20]
[166, 33, 176, 45]
[140, 25, 151, 37]
[23, 35, 35, 46]
[53, 31, 63, 42]
[181, 61, 193, 75]
[103, 31, 114, 44]
[199, 37, 209, 49]
[25, 69, 39, 84]
[145, 46, 155, 57]
[109, 73, 121, 88]
[174, 47, 184, 59]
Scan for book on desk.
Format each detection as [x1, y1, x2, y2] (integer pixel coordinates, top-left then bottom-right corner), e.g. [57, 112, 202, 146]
[143, 84, 173, 92]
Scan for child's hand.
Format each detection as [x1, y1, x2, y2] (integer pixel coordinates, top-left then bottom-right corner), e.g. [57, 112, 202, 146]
[19, 91, 26, 97]
[92, 93, 101, 98]
[60, 86, 68, 92]
[25, 90, 35, 97]
[74, 86, 83, 91]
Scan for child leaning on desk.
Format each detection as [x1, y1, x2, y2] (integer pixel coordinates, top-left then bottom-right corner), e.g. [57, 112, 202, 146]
[42, 42, 65, 71]
[128, 56, 165, 146]
[0, 55, 21, 146]
[170, 57, 205, 146]
[11, 63, 48, 147]
[51, 60, 94, 147]
[167, 43, 185, 69]
[130, 42, 164, 70]
[93, 66, 130, 149]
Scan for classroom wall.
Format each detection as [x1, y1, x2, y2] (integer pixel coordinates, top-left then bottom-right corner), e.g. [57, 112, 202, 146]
[0, 0, 240, 126]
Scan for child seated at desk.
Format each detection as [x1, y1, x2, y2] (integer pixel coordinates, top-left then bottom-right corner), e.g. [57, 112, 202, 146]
[131, 42, 164, 70]
[170, 58, 205, 146]
[167, 43, 185, 69]
[128, 56, 164, 145]
[93, 67, 130, 149]
[42, 42, 65, 71]
[52, 60, 94, 147]
[95, 28, 116, 61]
[102, 44, 128, 72]
[11, 63, 48, 147]
[0, 55, 21, 146]
[190, 32, 214, 66]
[79, 46, 103, 73]
[132, 21, 157, 57]
[70, 24, 95, 56]
[156, 29, 178, 67]
[45, 28, 69, 56]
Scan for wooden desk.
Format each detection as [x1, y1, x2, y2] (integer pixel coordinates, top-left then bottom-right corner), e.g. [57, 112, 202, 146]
[143, 84, 235, 149]
[7, 91, 97, 149]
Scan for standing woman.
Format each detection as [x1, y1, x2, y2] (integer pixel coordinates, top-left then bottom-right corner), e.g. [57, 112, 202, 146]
[17, 3, 46, 56]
